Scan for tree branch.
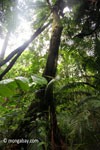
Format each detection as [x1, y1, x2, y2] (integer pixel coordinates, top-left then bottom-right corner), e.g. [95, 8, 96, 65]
[75, 18, 100, 38]
[46, 0, 52, 9]
[0, 52, 22, 80]
[75, 25, 100, 38]
[0, 20, 52, 67]
[0, 20, 52, 80]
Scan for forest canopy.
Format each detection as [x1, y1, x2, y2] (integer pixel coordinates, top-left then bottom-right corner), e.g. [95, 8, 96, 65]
[0, 0, 100, 150]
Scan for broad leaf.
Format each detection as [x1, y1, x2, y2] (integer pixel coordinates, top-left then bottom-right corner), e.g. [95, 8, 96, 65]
[31, 74, 47, 85]
[15, 76, 29, 91]
[0, 79, 16, 97]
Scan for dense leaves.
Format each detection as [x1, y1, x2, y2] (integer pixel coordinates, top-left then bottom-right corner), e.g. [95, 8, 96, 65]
[0, 0, 100, 150]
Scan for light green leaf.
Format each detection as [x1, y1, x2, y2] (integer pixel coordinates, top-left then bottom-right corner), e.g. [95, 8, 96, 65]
[0, 79, 17, 89]
[31, 74, 47, 85]
[44, 79, 56, 99]
[15, 76, 29, 91]
[0, 86, 13, 97]
[0, 79, 18, 97]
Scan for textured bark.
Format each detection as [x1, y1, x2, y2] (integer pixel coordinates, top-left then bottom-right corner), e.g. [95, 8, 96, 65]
[2, 1, 67, 150]
[50, 105, 67, 150]
[43, 8, 63, 82]
[43, 25, 63, 82]
[42, 1, 68, 149]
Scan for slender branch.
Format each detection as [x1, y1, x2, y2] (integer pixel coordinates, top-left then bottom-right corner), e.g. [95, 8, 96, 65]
[75, 24, 100, 38]
[0, 20, 52, 67]
[0, 21, 52, 80]
[46, 0, 52, 9]
[0, 41, 30, 67]
[0, 52, 22, 80]
[75, 11, 100, 38]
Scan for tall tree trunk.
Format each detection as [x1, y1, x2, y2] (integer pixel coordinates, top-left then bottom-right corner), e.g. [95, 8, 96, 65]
[50, 104, 67, 150]
[0, 31, 10, 60]
[3, 1, 68, 150]
[0, 0, 17, 61]
[43, 2, 68, 149]
[43, 11, 62, 82]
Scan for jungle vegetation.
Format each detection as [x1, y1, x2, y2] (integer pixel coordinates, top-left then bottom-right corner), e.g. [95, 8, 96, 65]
[0, 0, 100, 150]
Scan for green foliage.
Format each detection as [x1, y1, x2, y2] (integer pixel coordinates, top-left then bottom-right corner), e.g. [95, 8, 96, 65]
[31, 74, 47, 86]
[0, 0, 100, 150]
[0, 77, 29, 97]
[0, 79, 15, 97]
[15, 76, 29, 91]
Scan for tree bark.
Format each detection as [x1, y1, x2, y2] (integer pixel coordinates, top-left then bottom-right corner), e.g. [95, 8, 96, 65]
[43, 10, 63, 82]
[43, 1, 68, 149]
[2, 1, 68, 150]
